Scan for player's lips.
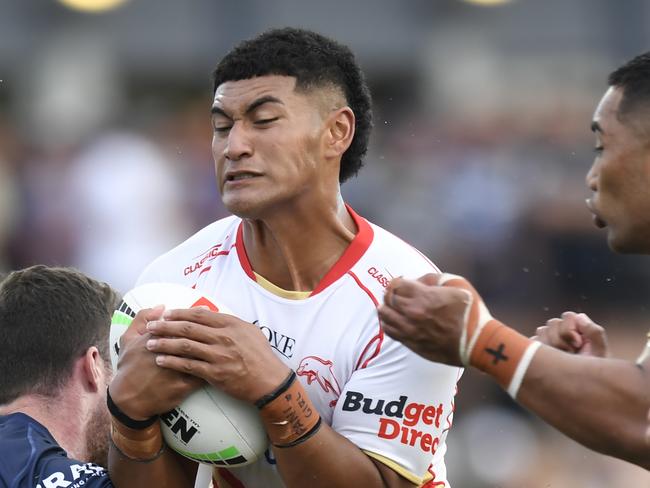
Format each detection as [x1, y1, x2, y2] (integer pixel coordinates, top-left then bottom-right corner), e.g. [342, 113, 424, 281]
[585, 198, 607, 229]
[224, 170, 263, 184]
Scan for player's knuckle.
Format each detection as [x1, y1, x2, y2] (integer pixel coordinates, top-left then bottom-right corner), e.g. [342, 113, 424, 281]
[180, 339, 193, 354]
[189, 307, 204, 321]
[181, 361, 195, 374]
[408, 305, 428, 321]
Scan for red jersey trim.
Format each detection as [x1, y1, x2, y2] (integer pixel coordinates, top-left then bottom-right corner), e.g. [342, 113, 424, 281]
[235, 223, 256, 280]
[234, 205, 375, 296]
[310, 205, 374, 296]
[347, 270, 384, 370]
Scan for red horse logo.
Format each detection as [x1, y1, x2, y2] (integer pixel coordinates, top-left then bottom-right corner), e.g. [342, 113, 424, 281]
[296, 356, 342, 407]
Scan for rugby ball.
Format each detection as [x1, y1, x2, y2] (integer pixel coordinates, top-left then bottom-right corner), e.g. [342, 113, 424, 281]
[109, 282, 267, 467]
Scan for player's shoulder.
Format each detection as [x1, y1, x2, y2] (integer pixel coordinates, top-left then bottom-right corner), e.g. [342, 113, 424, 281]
[364, 220, 440, 277]
[137, 215, 241, 285]
[0, 413, 113, 487]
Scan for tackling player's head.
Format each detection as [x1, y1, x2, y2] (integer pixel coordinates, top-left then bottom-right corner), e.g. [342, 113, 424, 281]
[0, 265, 119, 464]
[210, 28, 373, 218]
[586, 52, 650, 253]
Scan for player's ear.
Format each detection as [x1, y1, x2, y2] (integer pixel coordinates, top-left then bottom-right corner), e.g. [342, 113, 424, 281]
[80, 346, 105, 393]
[323, 107, 355, 159]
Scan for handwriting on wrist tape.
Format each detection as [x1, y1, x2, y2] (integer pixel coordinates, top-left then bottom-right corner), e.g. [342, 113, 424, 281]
[260, 378, 321, 447]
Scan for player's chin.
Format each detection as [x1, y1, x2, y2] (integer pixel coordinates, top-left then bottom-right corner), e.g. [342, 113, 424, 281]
[607, 227, 646, 254]
[221, 194, 265, 219]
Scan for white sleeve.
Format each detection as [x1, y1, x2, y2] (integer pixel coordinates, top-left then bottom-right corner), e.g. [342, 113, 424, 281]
[331, 336, 461, 485]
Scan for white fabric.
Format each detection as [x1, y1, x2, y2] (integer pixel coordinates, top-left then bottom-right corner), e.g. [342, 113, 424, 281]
[137, 212, 461, 487]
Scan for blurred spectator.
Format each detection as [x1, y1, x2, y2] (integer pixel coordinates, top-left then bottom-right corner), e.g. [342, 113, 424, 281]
[67, 131, 191, 292]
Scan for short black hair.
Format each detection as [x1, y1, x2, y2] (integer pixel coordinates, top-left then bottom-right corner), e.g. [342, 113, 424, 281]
[212, 27, 373, 183]
[608, 52, 650, 122]
[0, 265, 119, 404]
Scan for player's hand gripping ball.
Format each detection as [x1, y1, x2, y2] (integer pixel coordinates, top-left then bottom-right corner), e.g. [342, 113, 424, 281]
[110, 283, 267, 467]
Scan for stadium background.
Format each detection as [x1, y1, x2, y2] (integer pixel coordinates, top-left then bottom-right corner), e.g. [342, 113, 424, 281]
[1, 0, 650, 485]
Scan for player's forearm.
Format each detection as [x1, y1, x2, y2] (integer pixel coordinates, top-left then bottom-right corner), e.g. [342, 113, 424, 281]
[517, 346, 650, 468]
[257, 371, 412, 488]
[273, 424, 412, 488]
[108, 448, 195, 488]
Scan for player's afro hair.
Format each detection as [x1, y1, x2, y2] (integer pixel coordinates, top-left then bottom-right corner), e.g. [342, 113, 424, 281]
[212, 27, 373, 183]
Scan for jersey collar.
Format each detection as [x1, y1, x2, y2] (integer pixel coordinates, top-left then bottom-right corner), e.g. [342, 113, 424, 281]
[235, 204, 374, 297]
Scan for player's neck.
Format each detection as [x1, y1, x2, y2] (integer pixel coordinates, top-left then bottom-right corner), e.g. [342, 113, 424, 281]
[0, 389, 87, 459]
[242, 194, 356, 291]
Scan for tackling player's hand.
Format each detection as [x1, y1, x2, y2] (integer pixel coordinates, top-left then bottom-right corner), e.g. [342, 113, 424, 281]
[533, 311, 609, 358]
[144, 308, 291, 404]
[109, 306, 204, 420]
[378, 273, 471, 366]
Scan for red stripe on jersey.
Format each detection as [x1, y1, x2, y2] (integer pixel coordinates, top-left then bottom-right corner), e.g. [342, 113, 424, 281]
[347, 270, 384, 370]
[310, 205, 374, 296]
[235, 223, 256, 281]
[422, 466, 446, 488]
[216, 468, 247, 488]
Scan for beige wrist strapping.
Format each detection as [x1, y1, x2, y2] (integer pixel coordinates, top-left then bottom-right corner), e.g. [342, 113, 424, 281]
[440, 273, 541, 399]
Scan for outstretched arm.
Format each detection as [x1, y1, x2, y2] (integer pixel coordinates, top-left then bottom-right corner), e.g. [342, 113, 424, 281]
[518, 344, 650, 466]
[378, 273, 650, 469]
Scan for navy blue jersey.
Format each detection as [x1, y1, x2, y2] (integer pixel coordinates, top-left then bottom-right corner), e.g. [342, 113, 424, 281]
[0, 413, 113, 488]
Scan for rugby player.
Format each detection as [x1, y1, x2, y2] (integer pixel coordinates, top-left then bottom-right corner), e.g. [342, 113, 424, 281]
[107, 28, 461, 488]
[0, 265, 119, 487]
[379, 52, 650, 469]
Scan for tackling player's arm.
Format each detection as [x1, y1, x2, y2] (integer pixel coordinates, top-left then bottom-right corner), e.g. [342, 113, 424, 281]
[516, 342, 650, 467]
[378, 273, 650, 470]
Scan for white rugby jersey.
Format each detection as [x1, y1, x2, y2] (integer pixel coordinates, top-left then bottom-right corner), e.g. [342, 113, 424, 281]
[136, 206, 462, 488]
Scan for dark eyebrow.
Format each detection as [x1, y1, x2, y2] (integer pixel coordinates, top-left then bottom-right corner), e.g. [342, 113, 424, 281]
[210, 95, 284, 118]
[211, 106, 228, 118]
[244, 95, 284, 114]
[591, 121, 603, 134]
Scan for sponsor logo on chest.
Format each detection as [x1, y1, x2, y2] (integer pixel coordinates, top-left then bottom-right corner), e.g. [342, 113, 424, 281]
[183, 244, 225, 276]
[367, 267, 392, 288]
[36, 463, 106, 488]
[254, 320, 297, 359]
[342, 390, 444, 454]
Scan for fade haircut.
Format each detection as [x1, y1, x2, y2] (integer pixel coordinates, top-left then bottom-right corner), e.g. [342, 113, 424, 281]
[608, 52, 650, 127]
[0, 265, 119, 404]
[212, 27, 373, 183]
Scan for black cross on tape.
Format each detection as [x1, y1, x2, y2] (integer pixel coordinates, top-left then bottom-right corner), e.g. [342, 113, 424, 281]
[485, 343, 509, 365]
